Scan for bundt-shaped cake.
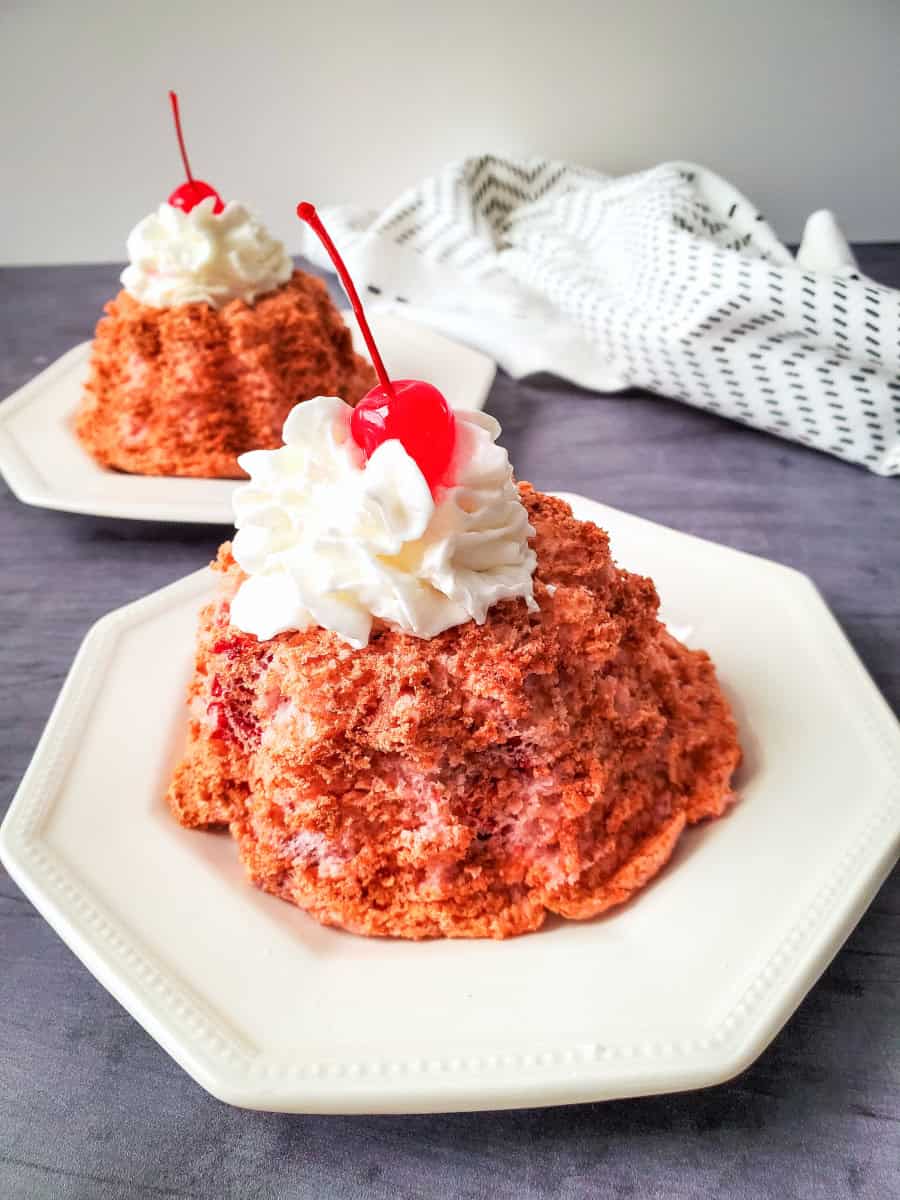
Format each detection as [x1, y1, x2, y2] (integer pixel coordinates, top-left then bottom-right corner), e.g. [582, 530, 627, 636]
[167, 486, 741, 938]
[76, 270, 375, 479]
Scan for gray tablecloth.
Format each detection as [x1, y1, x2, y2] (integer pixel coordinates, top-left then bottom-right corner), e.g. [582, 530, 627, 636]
[1, 253, 898, 1200]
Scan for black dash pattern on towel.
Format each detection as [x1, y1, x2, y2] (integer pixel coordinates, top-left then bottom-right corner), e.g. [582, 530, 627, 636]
[299, 157, 900, 476]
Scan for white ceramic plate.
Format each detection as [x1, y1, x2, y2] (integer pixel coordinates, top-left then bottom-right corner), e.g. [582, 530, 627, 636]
[2, 495, 898, 1114]
[0, 313, 495, 523]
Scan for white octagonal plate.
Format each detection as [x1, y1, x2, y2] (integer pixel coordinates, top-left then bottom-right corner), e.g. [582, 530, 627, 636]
[0, 312, 495, 524]
[2, 495, 898, 1114]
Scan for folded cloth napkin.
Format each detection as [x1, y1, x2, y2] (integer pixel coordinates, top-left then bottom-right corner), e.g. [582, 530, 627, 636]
[299, 157, 900, 476]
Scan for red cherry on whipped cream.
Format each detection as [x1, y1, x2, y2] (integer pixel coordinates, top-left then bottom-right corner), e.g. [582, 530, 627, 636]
[351, 379, 456, 489]
[169, 179, 223, 213]
[296, 202, 456, 491]
[167, 91, 224, 215]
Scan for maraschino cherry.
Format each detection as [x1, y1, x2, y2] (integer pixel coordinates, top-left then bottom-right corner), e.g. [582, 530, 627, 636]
[296, 202, 456, 492]
[167, 91, 224, 214]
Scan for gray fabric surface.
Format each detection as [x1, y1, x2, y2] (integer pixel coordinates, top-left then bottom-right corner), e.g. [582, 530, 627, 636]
[1, 253, 898, 1200]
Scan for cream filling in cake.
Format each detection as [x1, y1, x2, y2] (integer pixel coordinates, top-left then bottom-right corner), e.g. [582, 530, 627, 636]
[228, 397, 538, 646]
[121, 198, 293, 308]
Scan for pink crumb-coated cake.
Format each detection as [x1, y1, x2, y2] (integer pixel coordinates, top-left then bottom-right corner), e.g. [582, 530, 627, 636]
[167, 485, 741, 939]
[74, 95, 374, 479]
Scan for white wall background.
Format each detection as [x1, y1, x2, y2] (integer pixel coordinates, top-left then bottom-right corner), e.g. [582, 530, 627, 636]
[2, 0, 899, 265]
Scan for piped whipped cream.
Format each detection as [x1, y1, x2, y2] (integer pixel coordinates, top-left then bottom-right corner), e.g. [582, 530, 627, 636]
[121, 197, 293, 309]
[229, 397, 537, 647]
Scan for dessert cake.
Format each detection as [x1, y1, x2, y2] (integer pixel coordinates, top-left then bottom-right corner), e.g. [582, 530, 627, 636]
[74, 94, 374, 479]
[166, 203, 741, 940]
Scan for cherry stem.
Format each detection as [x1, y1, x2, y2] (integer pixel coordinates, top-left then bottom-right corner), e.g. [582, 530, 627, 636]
[169, 91, 194, 185]
[296, 202, 394, 398]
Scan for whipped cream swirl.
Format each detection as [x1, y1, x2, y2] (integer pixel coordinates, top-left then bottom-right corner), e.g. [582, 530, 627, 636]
[229, 397, 537, 647]
[121, 197, 293, 309]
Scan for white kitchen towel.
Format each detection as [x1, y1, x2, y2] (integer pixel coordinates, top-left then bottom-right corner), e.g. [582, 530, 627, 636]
[299, 157, 900, 476]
